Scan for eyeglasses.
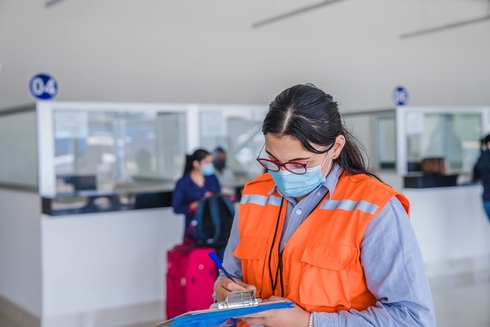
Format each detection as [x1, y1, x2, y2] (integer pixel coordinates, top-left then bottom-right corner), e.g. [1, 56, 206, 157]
[255, 143, 333, 175]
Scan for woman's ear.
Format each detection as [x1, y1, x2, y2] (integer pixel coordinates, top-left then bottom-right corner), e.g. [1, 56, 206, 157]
[192, 159, 200, 170]
[332, 135, 346, 158]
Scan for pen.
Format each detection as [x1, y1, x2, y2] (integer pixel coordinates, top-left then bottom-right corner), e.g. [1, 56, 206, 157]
[208, 252, 239, 284]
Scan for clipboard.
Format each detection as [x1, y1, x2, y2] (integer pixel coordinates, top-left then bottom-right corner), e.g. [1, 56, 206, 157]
[156, 290, 295, 327]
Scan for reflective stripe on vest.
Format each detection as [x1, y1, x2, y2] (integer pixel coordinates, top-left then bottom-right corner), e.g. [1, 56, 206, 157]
[240, 194, 282, 207]
[320, 199, 379, 215]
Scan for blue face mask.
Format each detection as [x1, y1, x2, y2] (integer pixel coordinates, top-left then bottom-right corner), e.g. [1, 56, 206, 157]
[269, 158, 331, 198]
[201, 163, 215, 176]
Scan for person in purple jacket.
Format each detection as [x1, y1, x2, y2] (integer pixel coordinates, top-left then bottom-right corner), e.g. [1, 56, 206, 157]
[172, 148, 221, 242]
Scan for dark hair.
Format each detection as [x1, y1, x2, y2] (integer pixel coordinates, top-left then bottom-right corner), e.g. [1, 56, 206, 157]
[483, 134, 490, 145]
[184, 148, 210, 175]
[262, 83, 378, 179]
[213, 146, 226, 154]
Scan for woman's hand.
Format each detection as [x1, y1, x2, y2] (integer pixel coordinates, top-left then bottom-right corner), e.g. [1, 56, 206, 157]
[214, 278, 256, 302]
[239, 296, 310, 327]
[188, 201, 199, 215]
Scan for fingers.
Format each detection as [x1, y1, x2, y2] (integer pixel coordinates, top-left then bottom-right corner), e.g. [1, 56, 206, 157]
[241, 303, 308, 327]
[227, 281, 247, 292]
[239, 316, 265, 326]
[215, 278, 248, 302]
[239, 312, 268, 326]
[237, 281, 256, 292]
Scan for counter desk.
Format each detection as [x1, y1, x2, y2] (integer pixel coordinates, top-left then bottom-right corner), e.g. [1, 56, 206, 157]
[401, 179, 490, 278]
[375, 170, 490, 278]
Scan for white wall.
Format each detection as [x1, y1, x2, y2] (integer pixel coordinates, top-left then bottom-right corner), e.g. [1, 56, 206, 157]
[0, 189, 42, 317]
[41, 207, 183, 325]
[0, 0, 489, 111]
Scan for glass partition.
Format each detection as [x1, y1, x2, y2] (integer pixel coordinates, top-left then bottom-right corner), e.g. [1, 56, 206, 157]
[53, 109, 187, 194]
[343, 110, 396, 171]
[1, 101, 270, 214]
[199, 109, 266, 180]
[376, 116, 396, 169]
[0, 108, 38, 188]
[407, 113, 481, 173]
[38, 102, 269, 196]
[401, 110, 482, 175]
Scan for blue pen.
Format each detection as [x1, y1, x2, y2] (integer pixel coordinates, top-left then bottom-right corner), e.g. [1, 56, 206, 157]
[208, 252, 239, 284]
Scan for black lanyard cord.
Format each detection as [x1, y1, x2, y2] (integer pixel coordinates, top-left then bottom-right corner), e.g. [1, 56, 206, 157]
[267, 190, 331, 298]
[268, 197, 284, 296]
[278, 250, 285, 297]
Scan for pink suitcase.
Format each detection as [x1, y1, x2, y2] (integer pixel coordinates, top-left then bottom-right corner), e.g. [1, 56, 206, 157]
[165, 244, 217, 319]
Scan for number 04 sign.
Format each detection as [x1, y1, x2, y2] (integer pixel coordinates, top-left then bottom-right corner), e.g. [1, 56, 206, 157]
[29, 73, 59, 100]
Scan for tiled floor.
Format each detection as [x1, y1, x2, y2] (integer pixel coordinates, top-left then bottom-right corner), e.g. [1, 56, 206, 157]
[1, 270, 489, 327]
[429, 270, 490, 327]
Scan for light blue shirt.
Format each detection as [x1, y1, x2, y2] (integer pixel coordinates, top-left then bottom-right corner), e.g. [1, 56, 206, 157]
[217, 164, 436, 327]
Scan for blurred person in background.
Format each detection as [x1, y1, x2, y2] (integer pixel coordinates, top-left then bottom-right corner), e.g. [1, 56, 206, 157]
[172, 148, 221, 242]
[213, 146, 236, 199]
[473, 134, 490, 224]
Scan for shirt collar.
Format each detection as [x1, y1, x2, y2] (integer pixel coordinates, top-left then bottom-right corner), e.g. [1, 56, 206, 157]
[267, 162, 343, 199]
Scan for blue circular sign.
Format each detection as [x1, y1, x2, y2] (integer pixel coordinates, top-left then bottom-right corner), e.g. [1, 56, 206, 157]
[392, 86, 409, 106]
[29, 73, 59, 100]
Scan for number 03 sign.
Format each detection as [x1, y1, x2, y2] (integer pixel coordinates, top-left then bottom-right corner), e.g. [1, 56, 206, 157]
[29, 73, 59, 100]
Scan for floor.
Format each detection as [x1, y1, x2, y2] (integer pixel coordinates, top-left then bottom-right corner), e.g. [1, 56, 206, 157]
[1, 270, 489, 327]
[0, 316, 16, 327]
[430, 270, 490, 327]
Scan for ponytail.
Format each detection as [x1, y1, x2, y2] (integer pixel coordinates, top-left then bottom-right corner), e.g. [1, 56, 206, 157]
[336, 128, 381, 181]
[183, 155, 194, 175]
[183, 148, 210, 175]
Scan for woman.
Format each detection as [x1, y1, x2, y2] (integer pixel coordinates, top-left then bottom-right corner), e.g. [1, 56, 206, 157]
[172, 148, 221, 242]
[214, 84, 436, 326]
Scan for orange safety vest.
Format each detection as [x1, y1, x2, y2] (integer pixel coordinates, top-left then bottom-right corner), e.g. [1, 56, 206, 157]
[233, 172, 409, 315]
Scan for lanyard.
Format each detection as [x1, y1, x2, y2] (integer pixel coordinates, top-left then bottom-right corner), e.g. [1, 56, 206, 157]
[267, 192, 329, 297]
[268, 197, 285, 297]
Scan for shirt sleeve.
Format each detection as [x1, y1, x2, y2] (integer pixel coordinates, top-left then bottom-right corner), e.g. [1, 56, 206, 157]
[171, 179, 190, 215]
[312, 197, 437, 327]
